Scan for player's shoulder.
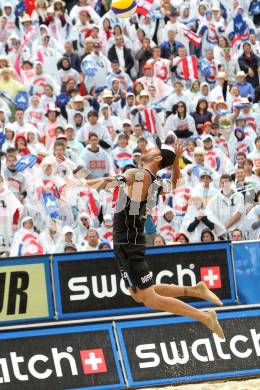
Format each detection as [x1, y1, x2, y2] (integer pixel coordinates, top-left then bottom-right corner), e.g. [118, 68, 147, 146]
[124, 168, 151, 182]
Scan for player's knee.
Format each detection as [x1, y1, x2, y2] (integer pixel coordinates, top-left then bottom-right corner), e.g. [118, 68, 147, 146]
[142, 295, 157, 308]
[140, 289, 159, 309]
[130, 289, 143, 303]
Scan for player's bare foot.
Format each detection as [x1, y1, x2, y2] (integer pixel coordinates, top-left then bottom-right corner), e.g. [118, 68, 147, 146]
[205, 311, 225, 339]
[195, 281, 223, 306]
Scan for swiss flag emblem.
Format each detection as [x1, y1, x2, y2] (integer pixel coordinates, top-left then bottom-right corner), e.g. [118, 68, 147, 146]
[200, 266, 222, 289]
[80, 349, 107, 374]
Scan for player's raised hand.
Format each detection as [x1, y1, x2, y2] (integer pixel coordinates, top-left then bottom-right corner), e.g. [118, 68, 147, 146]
[173, 139, 185, 158]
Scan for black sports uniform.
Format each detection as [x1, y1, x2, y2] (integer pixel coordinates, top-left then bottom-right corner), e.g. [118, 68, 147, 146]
[113, 168, 158, 290]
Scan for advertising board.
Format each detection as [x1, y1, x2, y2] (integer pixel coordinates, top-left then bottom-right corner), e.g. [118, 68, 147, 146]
[0, 257, 54, 324]
[0, 323, 124, 389]
[116, 309, 260, 387]
[53, 242, 235, 319]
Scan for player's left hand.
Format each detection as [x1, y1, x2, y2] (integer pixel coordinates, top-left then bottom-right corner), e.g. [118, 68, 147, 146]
[173, 139, 185, 158]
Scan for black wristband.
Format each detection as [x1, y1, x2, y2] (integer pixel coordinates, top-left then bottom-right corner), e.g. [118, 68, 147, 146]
[115, 175, 126, 184]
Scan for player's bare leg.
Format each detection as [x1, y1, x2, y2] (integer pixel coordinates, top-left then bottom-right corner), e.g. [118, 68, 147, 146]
[130, 286, 224, 339]
[154, 281, 223, 306]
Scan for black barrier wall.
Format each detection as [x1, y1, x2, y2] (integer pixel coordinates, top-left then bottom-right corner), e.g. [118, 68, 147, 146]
[0, 242, 236, 324]
[53, 242, 236, 319]
[116, 309, 260, 387]
[0, 324, 124, 389]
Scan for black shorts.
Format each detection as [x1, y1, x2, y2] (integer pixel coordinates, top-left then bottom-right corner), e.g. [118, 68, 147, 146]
[114, 238, 154, 290]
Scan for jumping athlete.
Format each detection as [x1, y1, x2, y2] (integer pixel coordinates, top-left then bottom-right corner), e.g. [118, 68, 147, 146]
[78, 138, 224, 339]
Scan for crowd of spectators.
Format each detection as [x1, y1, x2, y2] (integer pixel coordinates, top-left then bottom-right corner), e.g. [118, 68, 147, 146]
[0, 0, 260, 257]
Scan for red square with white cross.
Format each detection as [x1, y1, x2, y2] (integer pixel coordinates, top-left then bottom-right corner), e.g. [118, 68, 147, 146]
[200, 266, 222, 289]
[80, 349, 107, 374]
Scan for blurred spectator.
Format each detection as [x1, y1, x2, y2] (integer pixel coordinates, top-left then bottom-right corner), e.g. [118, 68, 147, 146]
[98, 241, 111, 250]
[181, 192, 223, 243]
[201, 229, 215, 242]
[231, 229, 244, 241]
[247, 191, 260, 239]
[175, 232, 189, 244]
[82, 133, 111, 179]
[82, 228, 101, 251]
[153, 235, 166, 246]
[0, 0, 259, 258]
[208, 174, 245, 237]
[64, 243, 78, 253]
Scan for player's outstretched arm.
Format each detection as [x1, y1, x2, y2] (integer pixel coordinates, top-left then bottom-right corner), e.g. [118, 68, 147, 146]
[82, 170, 137, 191]
[172, 139, 185, 189]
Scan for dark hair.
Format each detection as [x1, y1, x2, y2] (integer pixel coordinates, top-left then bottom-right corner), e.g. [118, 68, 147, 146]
[159, 148, 176, 169]
[201, 229, 215, 242]
[87, 228, 99, 238]
[256, 190, 260, 201]
[255, 136, 260, 144]
[236, 151, 247, 158]
[134, 123, 144, 130]
[218, 36, 229, 47]
[177, 45, 185, 52]
[175, 232, 189, 243]
[243, 42, 251, 49]
[220, 174, 232, 182]
[6, 147, 17, 155]
[137, 28, 146, 38]
[87, 110, 98, 118]
[103, 17, 111, 27]
[113, 24, 122, 34]
[196, 98, 208, 113]
[245, 158, 253, 166]
[88, 132, 98, 140]
[173, 101, 187, 117]
[153, 235, 166, 245]
[231, 229, 243, 238]
[187, 139, 197, 147]
[54, 140, 66, 149]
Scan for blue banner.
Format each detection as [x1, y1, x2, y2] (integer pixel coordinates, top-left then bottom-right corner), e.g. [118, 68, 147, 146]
[41, 191, 60, 219]
[232, 241, 260, 304]
[16, 154, 37, 172]
[53, 242, 236, 320]
[116, 309, 260, 387]
[0, 323, 124, 389]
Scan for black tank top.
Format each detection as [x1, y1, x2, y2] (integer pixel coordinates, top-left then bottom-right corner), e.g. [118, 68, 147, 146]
[113, 169, 158, 234]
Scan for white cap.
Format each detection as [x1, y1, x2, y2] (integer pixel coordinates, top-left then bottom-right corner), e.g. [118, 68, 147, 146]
[65, 124, 74, 131]
[216, 71, 226, 79]
[212, 4, 220, 10]
[201, 134, 214, 142]
[140, 89, 150, 97]
[100, 103, 109, 110]
[102, 89, 113, 98]
[62, 226, 73, 235]
[74, 95, 84, 103]
[22, 216, 33, 226]
[194, 147, 205, 155]
[236, 70, 246, 77]
[20, 13, 31, 23]
[104, 214, 113, 221]
[163, 206, 174, 215]
[46, 103, 60, 112]
[122, 119, 132, 126]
